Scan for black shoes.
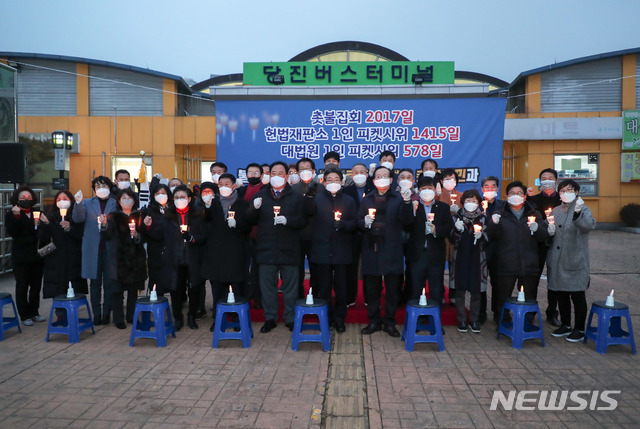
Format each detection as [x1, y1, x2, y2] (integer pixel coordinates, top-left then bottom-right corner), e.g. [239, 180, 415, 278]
[285, 322, 295, 332]
[383, 325, 400, 337]
[115, 322, 126, 330]
[566, 329, 584, 343]
[361, 323, 381, 335]
[187, 315, 198, 330]
[260, 320, 277, 333]
[209, 322, 215, 332]
[102, 315, 110, 325]
[93, 316, 102, 326]
[196, 309, 207, 320]
[552, 325, 572, 337]
[174, 319, 184, 332]
[335, 323, 346, 334]
[458, 322, 468, 333]
[547, 316, 562, 327]
[470, 322, 481, 333]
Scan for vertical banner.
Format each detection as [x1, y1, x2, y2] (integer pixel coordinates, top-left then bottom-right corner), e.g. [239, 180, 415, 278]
[216, 98, 506, 191]
[623, 110, 640, 150]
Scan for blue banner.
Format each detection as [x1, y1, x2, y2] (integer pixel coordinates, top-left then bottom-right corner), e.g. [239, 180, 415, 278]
[215, 98, 506, 191]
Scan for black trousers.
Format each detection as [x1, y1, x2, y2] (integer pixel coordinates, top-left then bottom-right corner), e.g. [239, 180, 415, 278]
[363, 274, 402, 327]
[111, 281, 141, 324]
[170, 264, 188, 323]
[495, 275, 538, 318]
[210, 281, 244, 318]
[14, 261, 43, 321]
[315, 263, 348, 324]
[247, 238, 261, 301]
[298, 239, 316, 299]
[538, 245, 558, 318]
[409, 249, 445, 306]
[346, 232, 363, 304]
[557, 290, 587, 331]
[188, 280, 205, 318]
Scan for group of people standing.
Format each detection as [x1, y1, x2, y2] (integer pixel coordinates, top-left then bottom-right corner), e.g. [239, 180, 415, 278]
[5, 152, 595, 342]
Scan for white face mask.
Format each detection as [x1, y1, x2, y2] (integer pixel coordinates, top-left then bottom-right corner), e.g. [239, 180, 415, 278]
[560, 192, 576, 203]
[117, 181, 131, 190]
[120, 198, 134, 209]
[288, 174, 300, 185]
[353, 174, 368, 186]
[326, 183, 341, 194]
[211, 173, 221, 183]
[420, 189, 436, 202]
[380, 161, 394, 170]
[507, 195, 525, 206]
[299, 170, 314, 182]
[56, 200, 71, 209]
[399, 179, 413, 190]
[174, 198, 189, 210]
[443, 179, 456, 191]
[540, 180, 556, 190]
[261, 174, 270, 185]
[270, 175, 285, 188]
[219, 186, 233, 197]
[201, 194, 213, 204]
[374, 178, 391, 189]
[96, 188, 110, 199]
[483, 191, 497, 201]
[464, 202, 478, 212]
[169, 186, 177, 194]
[154, 194, 168, 205]
[423, 170, 436, 178]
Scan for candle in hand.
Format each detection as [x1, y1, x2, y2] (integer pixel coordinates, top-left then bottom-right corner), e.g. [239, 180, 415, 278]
[129, 220, 136, 232]
[473, 224, 482, 233]
[334, 211, 342, 221]
[545, 208, 552, 218]
[481, 200, 488, 212]
[368, 208, 376, 219]
[548, 215, 554, 225]
[273, 206, 281, 216]
[180, 224, 188, 232]
[228, 211, 235, 219]
[450, 192, 457, 203]
[427, 213, 435, 222]
[33, 211, 41, 221]
[60, 208, 68, 219]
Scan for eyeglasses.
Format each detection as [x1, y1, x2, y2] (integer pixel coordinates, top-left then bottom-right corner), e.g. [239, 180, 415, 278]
[95, 184, 110, 189]
[375, 176, 390, 180]
[246, 171, 261, 177]
[559, 188, 575, 194]
[507, 191, 524, 197]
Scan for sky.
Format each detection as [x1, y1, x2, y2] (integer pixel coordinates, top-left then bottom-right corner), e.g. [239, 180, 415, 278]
[3, 0, 640, 85]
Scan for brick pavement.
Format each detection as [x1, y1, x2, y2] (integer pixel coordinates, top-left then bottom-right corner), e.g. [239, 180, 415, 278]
[0, 230, 638, 428]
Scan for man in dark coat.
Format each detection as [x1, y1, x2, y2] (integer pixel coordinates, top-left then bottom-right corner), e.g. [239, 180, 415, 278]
[358, 166, 414, 337]
[308, 167, 357, 333]
[246, 161, 306, 333]
[486, 181, 549, 323]
[407, 176, 455, 307]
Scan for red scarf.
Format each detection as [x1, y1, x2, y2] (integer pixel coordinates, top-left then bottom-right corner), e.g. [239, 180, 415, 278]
[176, 206, 189, 225]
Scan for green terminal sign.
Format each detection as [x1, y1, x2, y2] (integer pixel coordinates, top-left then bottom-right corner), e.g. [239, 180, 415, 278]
[622, 110, 640, 150]
[243, 61, 455, 86]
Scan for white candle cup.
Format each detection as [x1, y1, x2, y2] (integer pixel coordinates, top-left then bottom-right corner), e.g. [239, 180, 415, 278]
[227, 286, 235, 303]
[528, 216, 536, 235]
[368, 208, 376, 219]
[60, 208, 67, 219]
[306, 292, 314, 305]
[605, 295, 614, 307]
[419, 294, 427, 306]
[66, 282, 75, 298]
[548, 215, 555, 225]
[149, 290, 158, 301]
[228, 211, 235, 219]
[334, 211, 342, 221]
[517, 290, 525, 302]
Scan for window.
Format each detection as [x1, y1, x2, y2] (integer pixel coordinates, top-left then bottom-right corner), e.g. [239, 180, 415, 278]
[111, 156, 152, 183]
[554, 154, 599, 196]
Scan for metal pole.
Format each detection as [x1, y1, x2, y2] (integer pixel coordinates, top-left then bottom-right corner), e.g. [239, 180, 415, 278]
[114, 106, 118, 176]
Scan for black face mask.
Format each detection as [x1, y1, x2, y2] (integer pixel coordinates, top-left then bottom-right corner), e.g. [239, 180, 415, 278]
[18, 199, 35, 209]
[247, 177, 261, 185]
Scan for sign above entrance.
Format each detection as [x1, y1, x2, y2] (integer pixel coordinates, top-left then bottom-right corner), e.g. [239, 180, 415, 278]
[243, 61, 455, 86]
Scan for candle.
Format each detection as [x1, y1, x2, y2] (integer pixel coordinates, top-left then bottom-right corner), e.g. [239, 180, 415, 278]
[427, 213, 435, 222]
[60, 208, 68, 219]
[548, 215, 554, 225]
[228, 211, 235, 219]
[527, 216, 536, 235]
[273, 205, 281, 216]
[33, 211, 40, 229]
[97, 215, 103, 231]
[129, 220, 136, 232]
[368, 208, 376, 219]
[227, 285, 235, 303]
[605, 289, 614, 307]
[419, 287, 427, 306]
[180, 224, 188, 232]
[517, 285, 525, 302]
[482, 200, 488, 212]
[545, 208, 552, 218]
[334, 211, 342, 221]
[149, 284, 158, 301]
[450, 192, 457, 204]
[473, 224, 482, 245]
[306, 287, 314, 305]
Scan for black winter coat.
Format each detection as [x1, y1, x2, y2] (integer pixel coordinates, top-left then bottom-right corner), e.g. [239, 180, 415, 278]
[309, 189, 357, 265]
[246, 184, 306, 266]
[357, 190, 414, 276]
[201, 196, 251, 282]
[103, 210, 148, 290]
[486, 201, 549, 277]
[38, 207, 84, 298]
[406, 200, 454, 267]
[5, 209, 40, 264]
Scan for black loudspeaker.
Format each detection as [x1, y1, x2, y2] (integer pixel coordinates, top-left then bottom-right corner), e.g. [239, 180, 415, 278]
[0, 143, 26, 183]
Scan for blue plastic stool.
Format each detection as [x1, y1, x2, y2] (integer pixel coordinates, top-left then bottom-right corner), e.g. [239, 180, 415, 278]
[584, 301, 636, 354]
[0, 293, 21, 340]
[129, 296, 175, 347]
[291, 299, 331, 352]
[46, 293, 95, 343]
[402, 299, 445, 352]
[212, 298, 253, 348]
[496, 297, 545, 349]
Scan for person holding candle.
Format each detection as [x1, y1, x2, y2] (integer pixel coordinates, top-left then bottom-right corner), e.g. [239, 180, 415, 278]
[247, 161, 306, 333]
[407, 176, 454, 310]
[480, 176, 506, 324]
[38, 190, 86, 321]
[103, 189, 147, 329]
[5, 186, 45, 325]
[527, 168, 563, 327]
[200, 176, 250, 331]
[545, 179, 596, 342]
[435, 168, 460, 305]
[450, 189, 488, 333]
[141, 184, 173, 296]
[486, 181, 548, 325]
[73, 176, 117, 326]
[308, 167, 357, 333]
[358, 166, 414, 337]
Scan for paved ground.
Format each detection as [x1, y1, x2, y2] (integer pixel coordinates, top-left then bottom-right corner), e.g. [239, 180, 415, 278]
[0, 230, 638, 428]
